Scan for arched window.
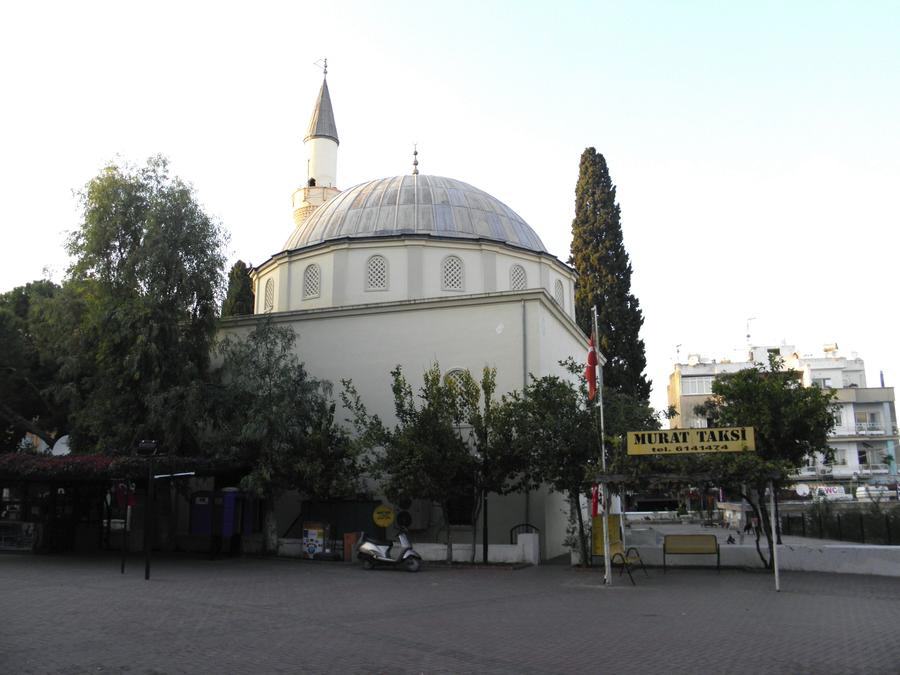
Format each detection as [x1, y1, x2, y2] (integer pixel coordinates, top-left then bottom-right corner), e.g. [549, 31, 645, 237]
[444, 368, 467, 390]
[554, 279, 564, 307]
[263, 278, 274, 312]
[442, 255, 464, 291]
[510, 264, 527, 291]
[366, 255, 388, 291]
[303, 264, 321, 299]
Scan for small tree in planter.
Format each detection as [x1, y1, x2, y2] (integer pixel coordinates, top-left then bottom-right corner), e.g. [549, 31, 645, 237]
[344, 364, 475, 564]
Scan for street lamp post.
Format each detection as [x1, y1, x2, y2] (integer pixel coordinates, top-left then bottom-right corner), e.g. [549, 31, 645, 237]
[137, 440, 158, 581]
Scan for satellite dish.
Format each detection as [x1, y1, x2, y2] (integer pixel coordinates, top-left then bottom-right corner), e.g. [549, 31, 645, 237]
[794, 483, 810, 497]
[50, 435, 71, 456]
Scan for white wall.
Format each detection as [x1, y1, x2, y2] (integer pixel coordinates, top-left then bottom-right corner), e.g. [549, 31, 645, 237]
[254, 239, 576, 316]
[307, 137, 337, 188]
[221, 289, 587, 555]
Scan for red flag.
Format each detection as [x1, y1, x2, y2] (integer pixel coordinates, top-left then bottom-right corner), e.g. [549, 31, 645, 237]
[585, 335, 598, 401]
[591, 484, 599, 517]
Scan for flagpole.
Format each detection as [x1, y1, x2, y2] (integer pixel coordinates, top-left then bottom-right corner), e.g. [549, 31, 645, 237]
[592, 305, 611, 586]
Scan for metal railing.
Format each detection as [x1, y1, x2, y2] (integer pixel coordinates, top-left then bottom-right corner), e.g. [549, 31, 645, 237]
[781, 511, 898, 545]
[790, 463, 890, 478]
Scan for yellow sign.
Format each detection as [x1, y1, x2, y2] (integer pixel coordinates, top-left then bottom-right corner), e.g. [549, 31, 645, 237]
[627, 427, 755, 455]
[372, 504, 395, 527]
[592, 514, 623, 556]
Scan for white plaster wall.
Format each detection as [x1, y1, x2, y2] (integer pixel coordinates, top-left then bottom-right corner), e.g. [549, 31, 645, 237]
[240, 298, 531, 423]
[540, 259, 576, 321]
[224, 280, 586, 557]
[413, 534, 539, 564]
[497, 255, 541, 293]
[307, 137, 337, 188]
[633, 543, 900, 577]
[420, 246, 483, 297]
[341, 244, 409, 304]
[256, 240, 576, 315]
[256, 270, 278, 314]
[542, 488, 571, 559]
[536, 302, 588, 382]
[288, 253, 333, 310]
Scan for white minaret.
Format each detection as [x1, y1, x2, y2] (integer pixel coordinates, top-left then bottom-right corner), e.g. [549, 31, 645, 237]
[291, 62, 340, 228]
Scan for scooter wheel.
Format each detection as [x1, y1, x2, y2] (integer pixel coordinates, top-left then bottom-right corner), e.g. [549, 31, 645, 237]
[362, 559, 375, 570]
[404, 556, 421, 572]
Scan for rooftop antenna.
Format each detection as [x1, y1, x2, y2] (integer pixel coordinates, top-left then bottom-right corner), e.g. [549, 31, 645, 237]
[746, 316, 756, 346]
[675, 344, 682, 362]
[412, 143, 419, 175]
[313, 57, 328, 76]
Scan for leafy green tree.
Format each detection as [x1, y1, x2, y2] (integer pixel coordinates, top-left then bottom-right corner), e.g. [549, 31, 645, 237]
[211, 320, 360, 553]
[516, 374, 598, 564]
[570, 148, 650, 401]
[694, 355, 837, 567]
[222, 260, 255, 317]
[344, 364, 476, 563]
[0, 280, 66, 450]
[454, 367, 532, 561]
[60, 156, 226, 453]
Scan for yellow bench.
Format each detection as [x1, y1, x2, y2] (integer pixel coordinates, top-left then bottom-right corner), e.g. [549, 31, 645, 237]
[663, 534, 720, 572]
[592, 515, 648, 585]
[608, 540, 647, 585]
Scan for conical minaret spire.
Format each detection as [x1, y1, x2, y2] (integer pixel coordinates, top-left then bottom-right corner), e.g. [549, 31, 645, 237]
[291, 63, 341, 228]
[305, 76, 339, 146]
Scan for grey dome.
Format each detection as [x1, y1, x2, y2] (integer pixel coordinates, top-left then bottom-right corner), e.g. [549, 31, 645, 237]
[283, 175, 547, 253]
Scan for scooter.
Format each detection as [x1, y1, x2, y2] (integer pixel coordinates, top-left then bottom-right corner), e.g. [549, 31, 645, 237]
[357, 530, 422, 572]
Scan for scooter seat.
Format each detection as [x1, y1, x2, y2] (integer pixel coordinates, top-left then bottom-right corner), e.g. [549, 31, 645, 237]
[363, 536, 394, 547]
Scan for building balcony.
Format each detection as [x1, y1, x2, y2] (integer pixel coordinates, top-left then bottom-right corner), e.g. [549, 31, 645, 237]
[790, 463, 891, 480]
[856, 422, 885, 434]
[830, 424, 897, 438]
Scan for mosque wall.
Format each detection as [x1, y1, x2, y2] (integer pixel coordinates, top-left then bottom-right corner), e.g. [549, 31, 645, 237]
[219, 290, 586, 554]
[260, 240, 577, 315]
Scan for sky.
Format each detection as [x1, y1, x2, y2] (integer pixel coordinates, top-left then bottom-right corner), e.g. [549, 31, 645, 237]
[2, 1, 898, 416]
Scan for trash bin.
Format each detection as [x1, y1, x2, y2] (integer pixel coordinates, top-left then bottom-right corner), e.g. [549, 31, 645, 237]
[343, 531, 358, 562]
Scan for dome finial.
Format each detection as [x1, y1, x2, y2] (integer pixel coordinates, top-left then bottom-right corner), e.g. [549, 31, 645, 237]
[412, 143, 419, 175]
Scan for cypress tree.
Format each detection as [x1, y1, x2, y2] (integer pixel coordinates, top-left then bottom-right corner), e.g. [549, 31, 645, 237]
[222, 260, 255, 317]
[570, 147, 650, 401]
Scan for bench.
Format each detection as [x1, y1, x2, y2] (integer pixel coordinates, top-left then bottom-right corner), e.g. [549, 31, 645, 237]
[663, 534, 719, 572]
[609, 540, 647, 585]
[592, 514, 648, 585]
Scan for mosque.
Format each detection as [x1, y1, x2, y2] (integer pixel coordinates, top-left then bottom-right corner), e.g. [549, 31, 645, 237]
[224, 72, 589, 560]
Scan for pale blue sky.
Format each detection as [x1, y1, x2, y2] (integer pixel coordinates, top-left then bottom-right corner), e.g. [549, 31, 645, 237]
[1, 1, 898, 414]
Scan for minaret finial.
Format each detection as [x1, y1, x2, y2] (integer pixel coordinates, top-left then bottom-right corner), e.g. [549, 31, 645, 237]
[412, 143, 419, 175]
[314, 57, 328, 77]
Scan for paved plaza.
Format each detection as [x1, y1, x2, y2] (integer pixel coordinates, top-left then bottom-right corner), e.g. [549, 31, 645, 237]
[3, 552, 900, 674]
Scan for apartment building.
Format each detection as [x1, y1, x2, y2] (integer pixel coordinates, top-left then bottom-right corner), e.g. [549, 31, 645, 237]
[668, 344, 898, 483]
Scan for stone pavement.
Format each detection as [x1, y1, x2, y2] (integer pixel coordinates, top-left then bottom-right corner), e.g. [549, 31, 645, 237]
[3, 552, 900, 674]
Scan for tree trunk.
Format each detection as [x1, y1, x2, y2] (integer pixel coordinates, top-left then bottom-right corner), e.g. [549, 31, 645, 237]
[742, 492, 770, 568]
[470, 489, 483, 563]
[757, 486, 775, 567]
[263, 498, 278, 555]
[442, 502, 453, 564]
[572, 490, 590, 568]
